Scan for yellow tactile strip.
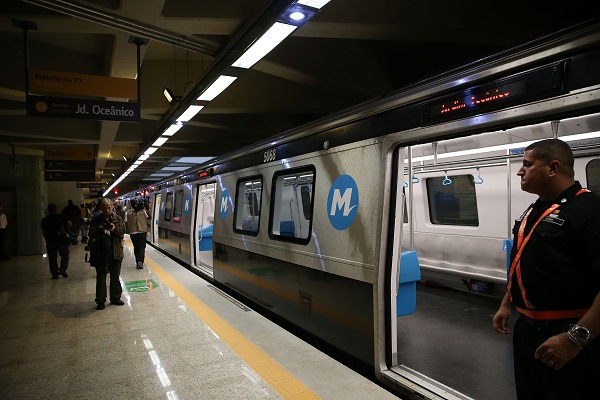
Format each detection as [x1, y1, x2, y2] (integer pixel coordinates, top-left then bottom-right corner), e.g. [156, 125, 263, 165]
[127, 242, 321, 400]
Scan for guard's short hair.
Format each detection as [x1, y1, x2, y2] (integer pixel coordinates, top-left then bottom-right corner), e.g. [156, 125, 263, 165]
[48, 204, 57, 213]
[526, 138, 574, 177]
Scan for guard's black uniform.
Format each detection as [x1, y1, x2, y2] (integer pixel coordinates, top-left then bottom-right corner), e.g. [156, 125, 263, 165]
[508, 182, 600, 399]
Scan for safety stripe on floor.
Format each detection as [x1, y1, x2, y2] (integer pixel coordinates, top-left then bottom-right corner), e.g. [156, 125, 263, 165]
[127, 242, 321, 400]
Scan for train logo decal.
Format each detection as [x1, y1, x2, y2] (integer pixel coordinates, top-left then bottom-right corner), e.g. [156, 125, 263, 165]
[184, 195, 190, 215]
[327, 174, 359, 230]
[220, 190, 229, 220]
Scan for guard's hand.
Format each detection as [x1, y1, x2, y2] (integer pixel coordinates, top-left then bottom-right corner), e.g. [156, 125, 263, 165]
[534, 333, 582, 369]
[492, 305, 511, 334]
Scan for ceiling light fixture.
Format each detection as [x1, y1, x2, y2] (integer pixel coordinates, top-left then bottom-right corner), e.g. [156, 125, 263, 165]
[122, 155, 129, 162]
[231, 22, 297, 69]
[177, 104, 204, 123]
[408, 131, 600, 163]
[198, 76, 238, 101]
[152, 137, 169, 147]
[163, 87, 181, 104]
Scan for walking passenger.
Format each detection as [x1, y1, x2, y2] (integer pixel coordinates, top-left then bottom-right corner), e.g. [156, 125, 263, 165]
[79, 203, 90, 244]
[62, 199, 81, 244]
[88, 198, 126, 310]
[125, 199, 150, 269]
[492, 138, 600, 399]
[41, 204, 71, 279]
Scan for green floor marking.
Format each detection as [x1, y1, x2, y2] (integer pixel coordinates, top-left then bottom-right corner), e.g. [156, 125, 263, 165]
[124, 279, 159, 292]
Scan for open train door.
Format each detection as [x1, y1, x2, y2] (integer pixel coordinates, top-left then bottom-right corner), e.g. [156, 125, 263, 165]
[151, 193, 161, 244]
[193, 182, 216, 277]
[374, 146, 472, 400]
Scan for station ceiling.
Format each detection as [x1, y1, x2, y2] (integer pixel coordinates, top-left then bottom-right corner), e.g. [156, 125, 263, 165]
[1, 0, 599, 195]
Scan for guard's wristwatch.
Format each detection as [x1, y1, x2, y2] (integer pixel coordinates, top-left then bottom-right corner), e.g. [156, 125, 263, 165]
[567, 324, 591, 346]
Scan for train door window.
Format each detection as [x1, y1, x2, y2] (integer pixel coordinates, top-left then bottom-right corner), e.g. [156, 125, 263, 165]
[233, 176, 263, 236]
[426, 174, 479, 226]
[269, 166, 316, 244]
[164, 192, 174, 221]
[586, 159, 600, 194]
[172, 190, 184, 223]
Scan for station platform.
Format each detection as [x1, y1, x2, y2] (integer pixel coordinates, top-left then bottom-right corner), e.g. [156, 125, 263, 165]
[0, 237, 399, 400]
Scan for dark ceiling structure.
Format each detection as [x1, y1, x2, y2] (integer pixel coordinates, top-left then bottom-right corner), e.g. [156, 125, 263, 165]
[1, 0, 599, 195]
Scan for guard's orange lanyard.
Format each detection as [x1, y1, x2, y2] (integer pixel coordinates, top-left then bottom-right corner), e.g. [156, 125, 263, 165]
[507, 189, 589, 308]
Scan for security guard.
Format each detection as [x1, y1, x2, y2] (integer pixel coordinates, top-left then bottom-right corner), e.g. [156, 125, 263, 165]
[493, 138, 600, 399]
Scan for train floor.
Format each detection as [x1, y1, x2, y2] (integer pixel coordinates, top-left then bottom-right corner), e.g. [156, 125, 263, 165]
[0, 238, 398, 400]
[400, 283, 518, 400]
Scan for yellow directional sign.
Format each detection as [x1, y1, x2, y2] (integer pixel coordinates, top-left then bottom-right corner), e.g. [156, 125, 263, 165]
[29, 69, 137, 100]
[45, 146, 95, 160]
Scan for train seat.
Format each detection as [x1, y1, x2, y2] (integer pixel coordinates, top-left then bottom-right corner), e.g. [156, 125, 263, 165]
[198, 224, 213, 251]
[408, 232, 507, 283]
[279, 220, 295, 237]
[397, 250, 421, 317]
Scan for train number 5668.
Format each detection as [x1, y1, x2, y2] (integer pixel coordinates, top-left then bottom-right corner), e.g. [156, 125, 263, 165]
[263, 148, 276, 163]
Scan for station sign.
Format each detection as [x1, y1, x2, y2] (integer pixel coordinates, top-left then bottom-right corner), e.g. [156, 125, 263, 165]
[45, 145, 96, 182]
[27, 94, 140, 122]
[76, 181, 106, 189]
[28, 69, 137, 99]
[45, 146, 95, 161]
[45, 171, 96, 181]
[45, 160, 95, 170]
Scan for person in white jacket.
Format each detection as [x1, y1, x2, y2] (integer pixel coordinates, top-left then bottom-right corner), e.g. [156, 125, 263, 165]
[125, 199, 150, 269]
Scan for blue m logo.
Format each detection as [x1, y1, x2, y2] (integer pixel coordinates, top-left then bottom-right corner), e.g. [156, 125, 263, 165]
[220, 190, 229, 220]
[327, 175, 359, 230]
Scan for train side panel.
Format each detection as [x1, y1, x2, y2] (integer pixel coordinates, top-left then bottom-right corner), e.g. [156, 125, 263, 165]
[211, 140, 384, 365]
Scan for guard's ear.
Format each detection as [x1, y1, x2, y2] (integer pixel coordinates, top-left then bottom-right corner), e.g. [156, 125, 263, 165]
[548, 159, 560, 176]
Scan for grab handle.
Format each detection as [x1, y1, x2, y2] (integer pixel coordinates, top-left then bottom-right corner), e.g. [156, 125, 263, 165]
[442, 170, 452, 186]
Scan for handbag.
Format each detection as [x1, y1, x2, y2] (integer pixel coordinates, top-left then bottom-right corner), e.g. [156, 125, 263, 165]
[58, 226, 76, 244]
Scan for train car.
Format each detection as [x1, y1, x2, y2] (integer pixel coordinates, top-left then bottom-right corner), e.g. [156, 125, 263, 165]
[120, 19, 600, 399]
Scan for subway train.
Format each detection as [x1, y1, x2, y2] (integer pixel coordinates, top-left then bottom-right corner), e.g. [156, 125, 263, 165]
[118, 19, 600, 400]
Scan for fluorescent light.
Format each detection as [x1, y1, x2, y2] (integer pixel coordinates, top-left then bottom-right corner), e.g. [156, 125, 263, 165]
[152, 137, 169, 147]
[408, 131, 600, 163]
[139, 154, 150, 161]
[163, 123, 183, 137]
[133, 160, 143, 165]
[232, 22, 297, 69]
[297, 0, 331, 8]
[144, 147, 158, 156]
[561, 131, 600, 142]
[177, 105, 204, 123]
[198, 75, 237, 101]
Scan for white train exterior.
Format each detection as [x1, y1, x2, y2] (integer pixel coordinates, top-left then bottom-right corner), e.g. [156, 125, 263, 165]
[120, 20, 600, 399]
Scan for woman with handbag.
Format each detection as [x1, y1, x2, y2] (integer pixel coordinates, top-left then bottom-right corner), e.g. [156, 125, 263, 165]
[41, 204, 72, 279]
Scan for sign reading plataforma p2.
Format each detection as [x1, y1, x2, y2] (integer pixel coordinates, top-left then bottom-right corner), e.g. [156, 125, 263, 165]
[26, 69, 139, 122]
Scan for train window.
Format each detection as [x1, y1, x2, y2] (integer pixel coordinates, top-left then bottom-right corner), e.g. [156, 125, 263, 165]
[233, 176, 263, 236]
[172, 190, 184, 223]
[164, 192, 173, 221]
[426, 175, 479, 226]
[586, 159, 600, 194]
[269, 166, 316, 244]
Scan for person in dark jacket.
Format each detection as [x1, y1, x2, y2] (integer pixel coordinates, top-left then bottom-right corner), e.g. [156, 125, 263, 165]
[62, 199, 82, 244]
[88, 197, 126, 310]
[493, 139, 600, 399]
[41, 204, 71, 279]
